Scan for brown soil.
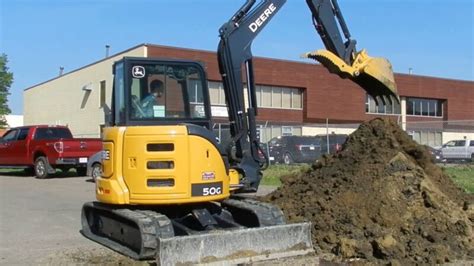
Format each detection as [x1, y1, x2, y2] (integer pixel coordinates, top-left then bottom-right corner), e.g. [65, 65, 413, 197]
[263, 118, 474, 265]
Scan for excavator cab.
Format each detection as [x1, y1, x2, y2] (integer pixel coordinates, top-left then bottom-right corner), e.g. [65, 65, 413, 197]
[111, 58, 211, 127]
[304, 0, 399, 104]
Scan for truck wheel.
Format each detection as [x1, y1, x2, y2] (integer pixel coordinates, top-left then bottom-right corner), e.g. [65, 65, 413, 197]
[35, 157, 49, 179]
[76, 167, 87, 176]
[283, 153, 294, 165]
[91, 163, 102, 182]
[471, 153, 474, 163]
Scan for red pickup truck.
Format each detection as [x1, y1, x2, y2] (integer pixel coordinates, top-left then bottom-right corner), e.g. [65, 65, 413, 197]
[0, 125, 102, 179]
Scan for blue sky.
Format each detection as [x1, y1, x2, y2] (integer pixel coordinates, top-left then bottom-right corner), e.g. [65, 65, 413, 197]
[1, 0, 473, 115]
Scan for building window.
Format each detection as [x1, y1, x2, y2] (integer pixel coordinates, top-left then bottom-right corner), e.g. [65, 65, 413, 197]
[261, 86, 272, 107]
[410, 130, 442, 147]
[100, 80, 106, 108]
[365, 94, 401, 115]
[282, 88, 292, 109]
[256, 85, 303, 109]
[208, 81, 226, 105]
[261, 125, 302, 142]
[406, 97, 443, 117]
[207, 81, 303, 109]
[187, 79, 204, 104]
[271, 87, 282, 107]
[282, 126, 293, 136]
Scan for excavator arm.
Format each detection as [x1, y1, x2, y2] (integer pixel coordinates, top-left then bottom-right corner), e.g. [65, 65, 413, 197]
[217, 0, 286, 192]
[217, 0, 398, 193]
[305, 0, 399, 104]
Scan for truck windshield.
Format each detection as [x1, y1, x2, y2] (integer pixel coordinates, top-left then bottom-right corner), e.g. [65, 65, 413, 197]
[34, 128, 73, 140]
[128, 63, 207, 121]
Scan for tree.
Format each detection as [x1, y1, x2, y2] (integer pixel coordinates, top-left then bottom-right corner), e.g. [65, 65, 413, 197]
[0, 53, 14, 128]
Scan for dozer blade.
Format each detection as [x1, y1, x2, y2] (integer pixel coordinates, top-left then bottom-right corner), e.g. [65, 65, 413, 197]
[157, 223, 313, 265]
[304, 49, 399, 103]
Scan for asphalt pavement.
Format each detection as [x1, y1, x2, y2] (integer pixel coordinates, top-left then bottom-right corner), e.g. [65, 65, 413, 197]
[0, 172, 279, 265]
[0, 173, 98, 265]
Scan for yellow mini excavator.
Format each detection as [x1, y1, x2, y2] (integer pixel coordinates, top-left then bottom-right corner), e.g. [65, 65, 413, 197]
[81, 0, 398, 264]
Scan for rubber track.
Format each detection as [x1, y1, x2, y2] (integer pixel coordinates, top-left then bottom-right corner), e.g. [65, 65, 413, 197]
[81, 202, 173, 260]
[222, 196, 286, 226]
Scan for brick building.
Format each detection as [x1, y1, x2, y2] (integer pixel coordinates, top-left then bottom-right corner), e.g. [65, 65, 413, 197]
[24, 44, 474, 147]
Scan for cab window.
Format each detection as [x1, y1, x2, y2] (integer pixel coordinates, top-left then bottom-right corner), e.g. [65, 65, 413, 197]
[1, 129, 18, 142]
[129, 64, 207, 120]
[454, 140, 466, 147]
[17, 128, 30, 141]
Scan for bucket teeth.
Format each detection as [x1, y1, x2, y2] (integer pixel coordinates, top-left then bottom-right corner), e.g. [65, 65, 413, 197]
[303, 50, 355, 78]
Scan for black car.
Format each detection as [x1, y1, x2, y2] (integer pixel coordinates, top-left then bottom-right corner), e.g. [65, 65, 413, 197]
[316, 134, 348, 155]
[424, 145, 443, 163]
[268, 136, 321, 164]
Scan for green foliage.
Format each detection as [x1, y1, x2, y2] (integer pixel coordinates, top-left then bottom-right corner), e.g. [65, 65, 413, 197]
[0, 53, 14, 128]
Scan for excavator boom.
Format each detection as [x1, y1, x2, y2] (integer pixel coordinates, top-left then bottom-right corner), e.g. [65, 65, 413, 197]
[218, 0, 287, 192]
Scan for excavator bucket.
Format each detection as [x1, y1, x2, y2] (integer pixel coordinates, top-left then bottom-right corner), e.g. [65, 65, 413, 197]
[304, 49, 399, 104]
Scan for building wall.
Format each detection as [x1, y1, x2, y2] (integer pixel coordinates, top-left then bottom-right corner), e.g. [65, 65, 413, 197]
[442, 132, 474, 144]
[24, 46, 146, 137]
[22, 44, 473, 143]
[146, 44, 474, 125]
[395, 74, 474, 122]
[5, 115, 24, 128]
[302, 126, 356, 136]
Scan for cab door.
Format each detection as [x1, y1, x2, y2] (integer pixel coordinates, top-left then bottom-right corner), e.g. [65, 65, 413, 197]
[0, 129, 19, 165]
[453, 140, 467, 159]
[10, 128, 31, 164]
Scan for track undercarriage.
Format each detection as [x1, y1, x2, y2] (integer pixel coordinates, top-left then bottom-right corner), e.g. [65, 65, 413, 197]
[81, 196, 312, 264]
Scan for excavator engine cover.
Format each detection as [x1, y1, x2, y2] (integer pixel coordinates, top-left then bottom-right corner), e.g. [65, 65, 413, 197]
[305, 49, 399, 104]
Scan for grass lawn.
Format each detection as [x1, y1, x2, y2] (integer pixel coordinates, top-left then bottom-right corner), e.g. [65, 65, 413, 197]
[0, 168, 27, 175]
[443, 164, 474, 194]
[261, 164, 310, 186]
[260, 163, 474, 194]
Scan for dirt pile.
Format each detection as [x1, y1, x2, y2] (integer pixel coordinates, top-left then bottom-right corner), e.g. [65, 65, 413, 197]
[263, 118, 474, 265]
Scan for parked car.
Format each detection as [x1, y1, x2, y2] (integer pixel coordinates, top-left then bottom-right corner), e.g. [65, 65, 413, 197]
[0, 125, 102, 178]
[87, 151, 103, 182]
[267, 136, 321, 164]
[440, 139, 474, 162]
[316, 134, 348, 155]
[424, 145, 443, 163]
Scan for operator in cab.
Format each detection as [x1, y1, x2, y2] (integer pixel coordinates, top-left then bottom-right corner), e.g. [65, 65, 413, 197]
[139, 79, 165, 118]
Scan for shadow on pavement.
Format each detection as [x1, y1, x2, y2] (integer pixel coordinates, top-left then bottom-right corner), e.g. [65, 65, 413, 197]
[0, 168, 89, 179]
